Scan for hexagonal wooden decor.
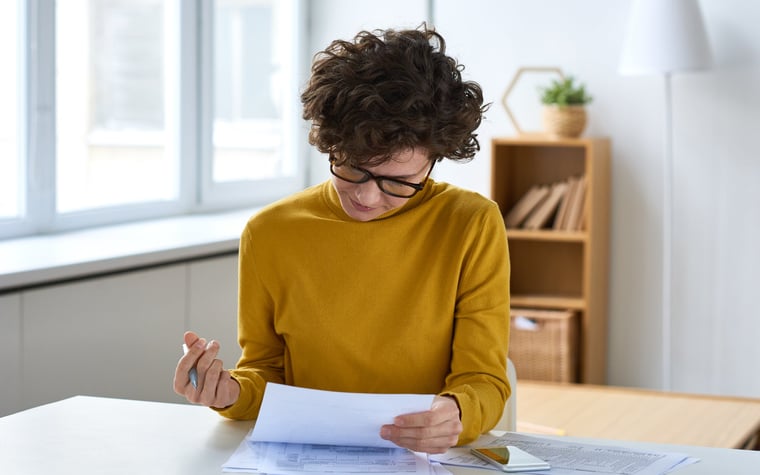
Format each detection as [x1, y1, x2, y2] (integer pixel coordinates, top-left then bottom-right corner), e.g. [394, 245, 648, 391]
[502, 66, 565, 135]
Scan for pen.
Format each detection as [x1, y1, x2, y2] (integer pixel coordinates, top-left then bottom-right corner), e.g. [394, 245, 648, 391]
[182, 343, 198, 389]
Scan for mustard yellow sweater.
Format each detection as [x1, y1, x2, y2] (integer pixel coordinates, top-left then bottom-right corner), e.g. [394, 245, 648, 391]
[218, 179, 510, 444]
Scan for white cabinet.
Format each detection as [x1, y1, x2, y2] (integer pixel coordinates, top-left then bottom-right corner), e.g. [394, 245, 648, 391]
[21, 265, 187, 411]
[0, 293, 22, 416]
[1, 253, 241, 416]
[187, 254, 240, 368]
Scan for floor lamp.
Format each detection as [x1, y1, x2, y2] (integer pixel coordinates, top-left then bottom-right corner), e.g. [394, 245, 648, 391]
[619, 0, 711, 391]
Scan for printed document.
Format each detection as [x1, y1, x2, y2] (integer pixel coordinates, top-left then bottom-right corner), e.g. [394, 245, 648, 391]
[223, 439, 437, 474]
[251, 383, 434, 448]
[223, 383, 436, 474]
[431, 432, 698, 475]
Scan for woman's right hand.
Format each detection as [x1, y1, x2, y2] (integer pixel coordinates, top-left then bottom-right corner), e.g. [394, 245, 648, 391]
[173, 331, 240, 409]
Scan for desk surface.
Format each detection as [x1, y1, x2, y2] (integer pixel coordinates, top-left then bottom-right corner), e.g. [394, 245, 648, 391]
[1, 396, 759, 474]
[517, 381, 760, 449]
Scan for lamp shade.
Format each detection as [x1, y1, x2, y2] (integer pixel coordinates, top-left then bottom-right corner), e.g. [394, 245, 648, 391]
[619, 0, 712, 75]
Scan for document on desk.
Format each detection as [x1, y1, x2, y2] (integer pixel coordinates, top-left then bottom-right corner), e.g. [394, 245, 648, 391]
[223, 439, 441, 474]
[251, 383, 435, 448]
[223, 383, 438, 474]
[431, 432, 698, 475]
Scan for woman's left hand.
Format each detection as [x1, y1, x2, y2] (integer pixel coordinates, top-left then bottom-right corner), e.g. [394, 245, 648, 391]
[380, 395, 462, 454]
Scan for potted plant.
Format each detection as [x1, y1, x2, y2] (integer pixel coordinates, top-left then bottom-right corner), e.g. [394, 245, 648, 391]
[539, 76, 592, 138]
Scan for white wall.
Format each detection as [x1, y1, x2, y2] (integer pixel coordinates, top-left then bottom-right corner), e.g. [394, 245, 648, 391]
[307, 0, 760, 398]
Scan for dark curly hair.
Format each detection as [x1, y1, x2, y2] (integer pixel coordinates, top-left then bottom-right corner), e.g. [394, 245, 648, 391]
[301, 24, 488, 166]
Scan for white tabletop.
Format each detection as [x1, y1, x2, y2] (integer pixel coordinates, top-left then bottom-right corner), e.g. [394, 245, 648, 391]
[0, 396, 254, 474]
[1, 396, 758, 474]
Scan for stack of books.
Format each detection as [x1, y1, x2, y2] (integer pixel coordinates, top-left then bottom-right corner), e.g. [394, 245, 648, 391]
[503, 175, 586, 231]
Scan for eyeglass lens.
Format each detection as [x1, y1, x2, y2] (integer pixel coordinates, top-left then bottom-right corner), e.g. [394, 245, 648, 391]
[330, 163, 420, 198]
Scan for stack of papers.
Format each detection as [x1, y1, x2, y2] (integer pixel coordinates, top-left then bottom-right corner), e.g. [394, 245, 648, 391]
[431, 432, 699, 475]
[223, 440, 448, 474]
[222, 384, 699, 475]
[223, 383, 444, 474]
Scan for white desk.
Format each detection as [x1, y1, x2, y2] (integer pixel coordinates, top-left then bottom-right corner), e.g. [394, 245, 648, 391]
[1, 396, 759, 474]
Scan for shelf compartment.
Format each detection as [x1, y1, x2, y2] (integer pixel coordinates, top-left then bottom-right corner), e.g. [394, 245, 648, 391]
[492, 142, 588, 216]
[508, 239, 584, 298]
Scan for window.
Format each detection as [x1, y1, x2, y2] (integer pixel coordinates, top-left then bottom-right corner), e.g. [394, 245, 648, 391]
[0, 0, 20, 220]
[201, 0, 302, 206]
[1, 0, 304, 239]
[56, 0, 175, 213]
[214, 0, 279, 182]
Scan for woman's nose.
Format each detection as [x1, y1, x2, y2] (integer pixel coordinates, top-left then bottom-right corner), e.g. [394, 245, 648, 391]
[354, 179, 384, 204]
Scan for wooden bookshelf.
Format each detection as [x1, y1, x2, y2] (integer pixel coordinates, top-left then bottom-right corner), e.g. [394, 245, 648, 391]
[492, 136, 610, 384]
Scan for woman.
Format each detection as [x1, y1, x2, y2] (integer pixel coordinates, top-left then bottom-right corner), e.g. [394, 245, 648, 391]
[174, 24, 510, 454]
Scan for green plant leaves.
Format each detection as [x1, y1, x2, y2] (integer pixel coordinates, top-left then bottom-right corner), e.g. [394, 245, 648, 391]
[539, 76, 592, 106]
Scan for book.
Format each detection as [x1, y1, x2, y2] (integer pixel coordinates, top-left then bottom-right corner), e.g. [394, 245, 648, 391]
[523, 181, 569, 230]
[504, 185, 550, 228]
[553, 176, 578, 230]
[564, 175, 587, 231]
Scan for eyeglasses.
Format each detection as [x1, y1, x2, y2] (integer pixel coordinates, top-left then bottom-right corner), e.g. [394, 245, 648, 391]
[329, 157, 435, 198]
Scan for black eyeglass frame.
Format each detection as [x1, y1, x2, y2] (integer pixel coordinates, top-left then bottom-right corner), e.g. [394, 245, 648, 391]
[329, 156, 436, 198]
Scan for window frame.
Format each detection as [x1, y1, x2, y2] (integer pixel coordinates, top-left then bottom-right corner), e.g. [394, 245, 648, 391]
[0, 0, 307, 240]
[199, 0, 307, 210]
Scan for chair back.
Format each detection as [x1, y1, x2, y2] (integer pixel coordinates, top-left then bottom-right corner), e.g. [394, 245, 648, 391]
[494, 358, 517, 431]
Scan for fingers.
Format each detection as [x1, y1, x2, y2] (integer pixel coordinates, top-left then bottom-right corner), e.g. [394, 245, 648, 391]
[380, 396, 462, 454]
[173, 337, 206, 395]
[196, 340, 221, 387]
[173, 334, 235, 408]
[196, 364, 240, 409]
[184, 330, 200, 348]
[196, 357, 224, 406]
[185, 340, 219, 402]
[394, 396, 460, 428]
[381, 421, 461, 453]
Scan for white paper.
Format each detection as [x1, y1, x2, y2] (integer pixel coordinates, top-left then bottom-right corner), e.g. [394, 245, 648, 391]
[258, 441, 428, 474]
[223, 437, 265, 473]
[223, 432, 433, 474]
[429, 462, 452, 475]
[250, 383, 435, 448]
[431, 432, 698, 475]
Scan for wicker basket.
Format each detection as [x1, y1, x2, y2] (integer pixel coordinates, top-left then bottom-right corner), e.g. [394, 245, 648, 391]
[542, 105, 587, 138]
[509, 308, 578, 382]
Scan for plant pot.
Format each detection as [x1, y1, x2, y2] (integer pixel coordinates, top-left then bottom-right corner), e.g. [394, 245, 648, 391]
[542, 105, 587, 138]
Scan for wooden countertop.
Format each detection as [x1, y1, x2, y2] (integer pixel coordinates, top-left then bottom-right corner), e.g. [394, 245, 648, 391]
[516, 381, 760, 449]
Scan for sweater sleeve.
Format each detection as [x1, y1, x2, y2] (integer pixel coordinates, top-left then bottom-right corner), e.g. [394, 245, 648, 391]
[440, 202, 511, 444]
[215, 222, 286, 420]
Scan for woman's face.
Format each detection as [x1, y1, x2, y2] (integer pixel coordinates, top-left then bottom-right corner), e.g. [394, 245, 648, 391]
[331, 148, 432, 222]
